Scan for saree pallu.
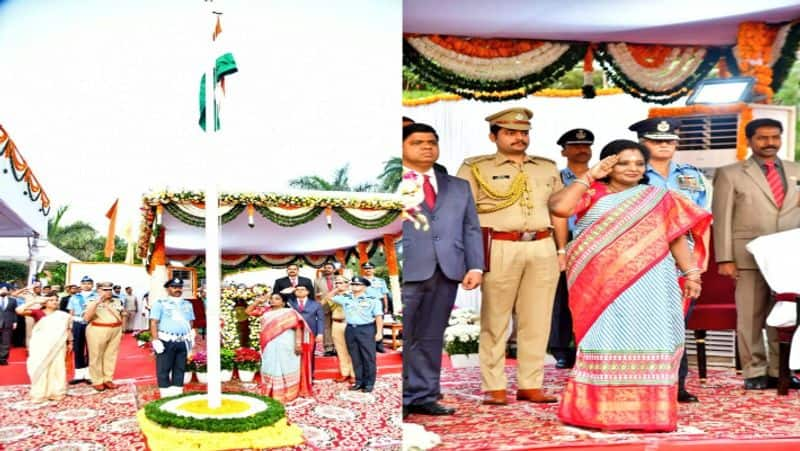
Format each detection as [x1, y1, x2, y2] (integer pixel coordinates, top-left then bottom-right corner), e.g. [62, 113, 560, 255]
[559, 185, 711, 431]
[28, 310, 70, 401]
[254, 307, 313, 403]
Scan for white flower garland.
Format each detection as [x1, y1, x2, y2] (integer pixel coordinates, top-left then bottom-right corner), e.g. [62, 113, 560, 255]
[407, 36, 569, 81]
[444, 308, 480, 346]
[606, 43, 706, 91]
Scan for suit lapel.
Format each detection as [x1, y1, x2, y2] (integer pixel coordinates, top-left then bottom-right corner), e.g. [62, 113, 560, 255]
[743, 159, 778, 208]
[781, 162, 798, 212]
[433, 170, 448, 213]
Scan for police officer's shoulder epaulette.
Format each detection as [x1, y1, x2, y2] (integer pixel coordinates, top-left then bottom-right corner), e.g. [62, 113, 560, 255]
[530, 155, 557, 165]
[462, 154, 495, 167]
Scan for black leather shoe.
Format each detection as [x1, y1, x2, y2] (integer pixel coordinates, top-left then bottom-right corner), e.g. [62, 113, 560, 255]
[407, 402, 456, 416]
[349, 384, 363, 391]
[677, 389, 699, 403]
[0, 361, 7, 366]
[362, 386, 374, 393]
[403, 406, 410, 419]
[744, 376, 768, 390]
[68, 379, 83, 385]
[766, 375, 800, 389]
[376, 343, 386, 353]
[555, 358, 575, 369]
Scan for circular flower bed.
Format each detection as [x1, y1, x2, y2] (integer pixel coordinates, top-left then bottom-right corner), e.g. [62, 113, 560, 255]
[138, 392, 304, 450]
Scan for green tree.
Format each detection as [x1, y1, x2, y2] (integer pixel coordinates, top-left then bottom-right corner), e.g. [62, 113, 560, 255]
[47, 205, 132, 263]
[288, 164, 377, 192]
[773, 59, 800, 161]
[0, 261, 28, 285]
[378, 157, 402, 192]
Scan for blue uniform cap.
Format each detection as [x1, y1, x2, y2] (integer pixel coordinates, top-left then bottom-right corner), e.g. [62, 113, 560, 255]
[163, 277, 184, 288]
[350, 276, 372, 287]
[80, 275, 93, 283]
[629, 118, 681, 140]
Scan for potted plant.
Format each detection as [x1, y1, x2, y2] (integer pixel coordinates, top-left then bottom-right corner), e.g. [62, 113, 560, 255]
[191, 352, 208, 383]
[234, 347, 261, 382]
[220, 348, 235, 382]
[183, 356, 195, 384]
[134, 330, 151, 347]
[444, 308, 480, 367]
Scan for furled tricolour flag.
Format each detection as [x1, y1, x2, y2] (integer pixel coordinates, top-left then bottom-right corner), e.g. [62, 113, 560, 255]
[104, 199, 118, 260]
[199, 14, 238, 131]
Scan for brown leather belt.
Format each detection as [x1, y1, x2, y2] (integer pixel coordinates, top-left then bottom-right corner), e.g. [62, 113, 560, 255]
[332, 318, 345, 323]
[492, 229, 552, 242]
[91, 321, 122, 328]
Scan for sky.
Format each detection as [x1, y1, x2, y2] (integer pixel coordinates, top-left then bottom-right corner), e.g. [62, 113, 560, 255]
[0, 0, 401, 235]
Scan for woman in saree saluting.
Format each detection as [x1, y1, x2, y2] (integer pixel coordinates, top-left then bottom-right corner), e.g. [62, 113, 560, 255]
[16, 294, 72, 402]
[549, 140, 711, 432]
[246, 292, 313, 402]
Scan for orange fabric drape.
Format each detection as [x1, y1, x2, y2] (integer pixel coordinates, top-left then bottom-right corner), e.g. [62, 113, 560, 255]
[148, 228, 166, 273]
[382, 234, 399, 276]
[104, 199, 119, 259]
[357, 242, 369, 275]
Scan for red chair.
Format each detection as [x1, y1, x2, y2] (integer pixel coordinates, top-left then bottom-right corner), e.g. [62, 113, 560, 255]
[686, 236, 740, 382]
[772, 292, 799, 395]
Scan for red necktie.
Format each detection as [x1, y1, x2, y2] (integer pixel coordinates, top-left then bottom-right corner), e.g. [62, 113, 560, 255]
[765, 161, 785, 208]
[299, 298, 305, 312]
[423, 174, 436, 209]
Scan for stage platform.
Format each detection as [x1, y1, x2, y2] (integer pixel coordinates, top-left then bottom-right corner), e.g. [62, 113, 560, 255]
[405, 356, 800, 450]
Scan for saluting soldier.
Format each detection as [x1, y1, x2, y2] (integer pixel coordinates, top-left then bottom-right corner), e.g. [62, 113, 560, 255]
[83, 281, 126, 391]
[150, 278, 196, 398]
[630, 117, 711, 404]
[456, 107, 567, 405]
[329, 276, 384, 393]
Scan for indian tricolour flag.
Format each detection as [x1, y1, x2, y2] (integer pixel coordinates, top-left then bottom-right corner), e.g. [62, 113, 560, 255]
[198, 14, 238, 131]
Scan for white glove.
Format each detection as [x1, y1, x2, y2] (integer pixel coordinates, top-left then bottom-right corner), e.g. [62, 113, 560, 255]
[152, 339, 165, 354]
[188, 330, 196, 349]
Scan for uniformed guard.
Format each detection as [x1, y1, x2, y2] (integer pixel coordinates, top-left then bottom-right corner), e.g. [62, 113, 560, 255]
[67, 276, 96, 385]
[548, 128, 595, 370]
[630, 117, 711, 404]
[83, 281, 125, 391]
[456, 107, 567, 405]
[362, 261, 390, 352]
[329, 275, 384, 393]
[149, 277, 196, 398]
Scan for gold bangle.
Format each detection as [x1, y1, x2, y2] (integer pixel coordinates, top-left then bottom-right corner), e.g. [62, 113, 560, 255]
[573, 178, 590, 188]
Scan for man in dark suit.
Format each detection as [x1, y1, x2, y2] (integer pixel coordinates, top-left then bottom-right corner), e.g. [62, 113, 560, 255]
[0, 283, 19, 365]
[282, 285, 324, 376]
[272, 264, 315, 301]
[713, 118, 800, 390]
[402, 123, 484, 418]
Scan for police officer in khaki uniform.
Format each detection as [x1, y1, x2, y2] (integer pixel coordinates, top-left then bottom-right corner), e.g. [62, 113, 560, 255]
[83, 281, 126, 391]
[456, 107, 567, 405]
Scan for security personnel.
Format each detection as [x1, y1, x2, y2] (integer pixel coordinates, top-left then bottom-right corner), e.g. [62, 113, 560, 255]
[83, 281, 125, 391]
[630, 117, 710, 404]
[330, 276, 383, 393]
[548, 128, 595, 370]
[362, 261, 390, 352]
[456, 107, 566, 405]
[67, 275, 97, 384]
[630, 118, 710, 209]
[149, 278, 196, 398]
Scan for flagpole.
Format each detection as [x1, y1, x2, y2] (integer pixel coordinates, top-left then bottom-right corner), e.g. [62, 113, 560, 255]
[204, 2, 222, 409]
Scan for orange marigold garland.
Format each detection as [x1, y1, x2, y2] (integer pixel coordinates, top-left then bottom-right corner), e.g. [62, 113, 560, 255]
[427, 35, 543, 58]
[627, 44, 673, 68]
[737, 106, 753, 161]
[736, 22, 778, 103]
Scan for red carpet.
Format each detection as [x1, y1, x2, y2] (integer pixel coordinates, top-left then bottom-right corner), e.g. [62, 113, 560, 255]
[0, 334, 402, 450]
[406, 356, 800, 451]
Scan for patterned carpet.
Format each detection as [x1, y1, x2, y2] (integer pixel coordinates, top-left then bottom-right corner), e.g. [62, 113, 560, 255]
[0, 374, 401, 450]
[405, 365, 800, 450]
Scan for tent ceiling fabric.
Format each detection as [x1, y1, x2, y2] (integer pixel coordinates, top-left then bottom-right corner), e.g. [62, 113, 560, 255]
[403, 1, 800, 45]
[162, 206, 401, 256]
[0, 238, 78, 264]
